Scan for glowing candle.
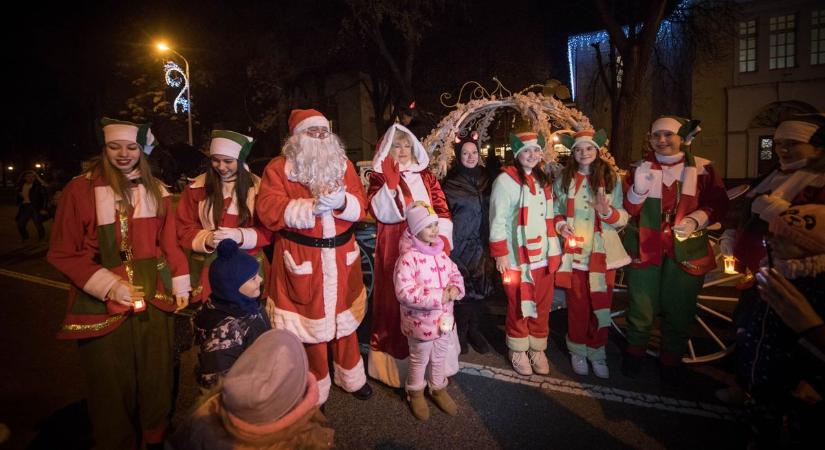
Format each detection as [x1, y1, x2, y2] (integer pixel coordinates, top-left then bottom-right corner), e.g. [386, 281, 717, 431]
[723, 256, 737, 275]
[133, 298, 146, 312]
[567, 236, 578, 248]
[502, 273, 512, 285]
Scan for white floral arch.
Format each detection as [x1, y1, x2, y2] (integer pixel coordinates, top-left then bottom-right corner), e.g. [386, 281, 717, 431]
[422, 79, 616, 178]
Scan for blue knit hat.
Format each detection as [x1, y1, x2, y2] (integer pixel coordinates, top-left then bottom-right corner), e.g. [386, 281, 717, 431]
[209, 240, 259, 301]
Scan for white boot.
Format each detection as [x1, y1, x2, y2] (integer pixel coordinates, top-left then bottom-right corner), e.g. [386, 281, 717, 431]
[509, 350, 533, 376]
[571, 354, 589, 376]
[528, 349, 550, 375]
[591, 359, 610, 379]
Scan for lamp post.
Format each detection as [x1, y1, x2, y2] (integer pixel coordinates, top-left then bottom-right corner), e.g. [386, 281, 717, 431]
[156, 42, 193, 146]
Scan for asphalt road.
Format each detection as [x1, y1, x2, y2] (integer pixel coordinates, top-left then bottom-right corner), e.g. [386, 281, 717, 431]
[0, 195, 749, 449]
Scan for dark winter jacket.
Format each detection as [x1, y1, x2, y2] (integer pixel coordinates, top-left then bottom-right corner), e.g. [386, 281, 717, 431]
[194, 296, 271, 389]
[16, 179, 48, 210]
[442, 165, 495, 301]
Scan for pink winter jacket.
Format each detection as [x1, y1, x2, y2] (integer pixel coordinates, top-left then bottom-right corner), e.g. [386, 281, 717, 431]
[394, 231, 465, 341]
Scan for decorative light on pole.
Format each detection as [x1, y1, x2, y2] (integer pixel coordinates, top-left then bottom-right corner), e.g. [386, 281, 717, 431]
[156, 42, 193, 146]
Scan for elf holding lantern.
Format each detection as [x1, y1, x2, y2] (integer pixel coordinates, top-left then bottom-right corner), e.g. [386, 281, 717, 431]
[621, 116, 729, 382]
[554, 130, 630, 379]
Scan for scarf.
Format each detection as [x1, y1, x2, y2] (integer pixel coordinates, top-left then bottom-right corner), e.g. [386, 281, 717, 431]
[556, 175, 611, 325]
[633, 150, 705, 267]
[501, 167, 562, 318]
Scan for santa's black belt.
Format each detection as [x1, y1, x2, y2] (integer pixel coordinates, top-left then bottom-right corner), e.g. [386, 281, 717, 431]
[279, 226, 354, 248]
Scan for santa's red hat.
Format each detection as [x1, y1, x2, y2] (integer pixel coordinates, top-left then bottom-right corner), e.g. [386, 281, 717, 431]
[288, 109, 329, 136]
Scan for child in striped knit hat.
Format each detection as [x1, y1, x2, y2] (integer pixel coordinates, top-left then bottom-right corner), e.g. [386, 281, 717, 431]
[554, 130, 630, 379]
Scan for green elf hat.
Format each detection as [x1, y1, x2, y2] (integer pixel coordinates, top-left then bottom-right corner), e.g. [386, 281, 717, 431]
[560, 129, 608, 150]
[210, 130, 255, 162]
[509, 131, 546, 156]
[651, 115, 702, 145]
[100, 117, 156, 154]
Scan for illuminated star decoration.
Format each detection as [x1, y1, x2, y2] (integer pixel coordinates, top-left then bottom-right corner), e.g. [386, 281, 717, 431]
[164, 61, 190, 113]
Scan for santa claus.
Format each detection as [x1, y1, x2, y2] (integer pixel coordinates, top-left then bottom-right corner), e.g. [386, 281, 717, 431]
[256, 109, 372, 404]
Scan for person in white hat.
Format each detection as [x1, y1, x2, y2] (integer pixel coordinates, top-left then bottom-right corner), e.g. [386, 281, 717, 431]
[489, 131, 562, 376]
[47, 118, 191, 449]
[256, 109, 373, 404]
[554, 129, 630, 379]
[176, 129, 272, 305]
[366, 123, 456, 388]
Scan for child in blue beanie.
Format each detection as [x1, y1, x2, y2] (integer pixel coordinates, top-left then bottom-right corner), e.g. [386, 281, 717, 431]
[194, 239, 271, 390]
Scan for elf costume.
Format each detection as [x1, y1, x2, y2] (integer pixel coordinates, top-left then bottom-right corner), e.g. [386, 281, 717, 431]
[554, 130, 630, 371]
[47, 118, 191, 448]
[622, 116, 729, 369]
[489, 132, 562, 372]
[176, 130, 272, 304]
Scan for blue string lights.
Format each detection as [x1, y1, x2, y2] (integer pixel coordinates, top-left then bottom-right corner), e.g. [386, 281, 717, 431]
[164, 60, 190, 113]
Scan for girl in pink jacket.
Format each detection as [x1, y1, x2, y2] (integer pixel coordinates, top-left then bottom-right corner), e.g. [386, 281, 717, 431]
[394, 201, 465, 421]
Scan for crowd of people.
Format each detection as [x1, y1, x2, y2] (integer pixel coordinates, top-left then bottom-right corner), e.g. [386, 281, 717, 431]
[43, 109, 825, 449]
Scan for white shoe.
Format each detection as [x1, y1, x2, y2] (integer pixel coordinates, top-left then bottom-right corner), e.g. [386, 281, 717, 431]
[528, 349, 550, 375]
[571, 354, 589, 376]
[591, 359, 610, 379]
[509, 350, 533, 376]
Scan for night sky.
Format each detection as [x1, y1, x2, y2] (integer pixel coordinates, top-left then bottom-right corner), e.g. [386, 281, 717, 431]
[4, 0, 611, 175]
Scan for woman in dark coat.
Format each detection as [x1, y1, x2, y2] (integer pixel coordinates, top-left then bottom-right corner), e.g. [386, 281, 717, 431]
[442, 131, 496, 354]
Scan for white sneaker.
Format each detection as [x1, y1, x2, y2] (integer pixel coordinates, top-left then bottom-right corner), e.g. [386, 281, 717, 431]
[591, 359, 610, 379]
[571, 354, 589, 376]
[509, 350, 533, 376]
[528, 349, 550, 375]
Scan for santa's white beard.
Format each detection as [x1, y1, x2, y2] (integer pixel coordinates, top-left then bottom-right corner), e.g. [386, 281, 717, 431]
[284, 133, 348, 196]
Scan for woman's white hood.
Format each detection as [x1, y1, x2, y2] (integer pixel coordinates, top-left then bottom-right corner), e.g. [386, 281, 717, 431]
[371, 124, 430, 173]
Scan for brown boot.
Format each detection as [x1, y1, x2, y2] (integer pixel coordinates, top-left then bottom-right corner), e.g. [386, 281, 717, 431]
[430, 387, 458, 415]
[406, 389, 429, 420]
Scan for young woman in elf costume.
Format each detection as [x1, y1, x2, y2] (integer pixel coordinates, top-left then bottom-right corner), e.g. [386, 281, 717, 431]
[621, 116, 729, 382]
[47, 118, 191, 449]
[489, 131, 562, 376]
[554, 130, 630, 379]
[176, 130, 271, 305]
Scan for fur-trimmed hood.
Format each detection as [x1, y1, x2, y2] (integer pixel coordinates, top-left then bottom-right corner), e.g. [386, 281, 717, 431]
[371, 124, 430, 173]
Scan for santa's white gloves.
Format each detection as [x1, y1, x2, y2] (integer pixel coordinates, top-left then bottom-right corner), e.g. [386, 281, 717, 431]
[213, 227, 244, 245]
[107, 279, 144, 306]
[633, 166, 654, 196]
[751, 194, 791, 222]
[313, 189, 346, 215]
[719, 229, 736, 257]
[672, 217, 698, 240]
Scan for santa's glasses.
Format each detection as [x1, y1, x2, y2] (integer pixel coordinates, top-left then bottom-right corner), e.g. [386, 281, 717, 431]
[304, 127, 330, 139]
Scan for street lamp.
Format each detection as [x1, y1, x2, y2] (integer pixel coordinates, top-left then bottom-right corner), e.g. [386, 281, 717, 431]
[156, 42, 193, 146]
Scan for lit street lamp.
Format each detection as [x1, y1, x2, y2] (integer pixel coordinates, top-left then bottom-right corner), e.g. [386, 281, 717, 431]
[156, 42, 193, 146]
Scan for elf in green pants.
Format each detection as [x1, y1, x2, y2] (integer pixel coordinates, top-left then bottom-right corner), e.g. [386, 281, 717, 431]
[621, 116, 729, 382]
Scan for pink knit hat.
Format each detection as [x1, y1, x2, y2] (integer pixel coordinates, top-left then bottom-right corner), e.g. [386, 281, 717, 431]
[406, 201, 439, 236]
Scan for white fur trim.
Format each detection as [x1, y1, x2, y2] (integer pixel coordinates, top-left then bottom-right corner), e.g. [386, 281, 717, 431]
[346, 248, 360, 266]
[403, 172, 430, 205]
[293, 115, 330, 136]
[370, 185, 405, 223]
[271, 305, 331, 343]
[371, 124, 429, 173]
[238, 227, 258, 250]
[284, 198, 316, 229]
[316, 374, 331, 405]
[209, 137, 242, 159]
[103, 124, 139, 143]
[336, 288, 366, 338]
[332, 192, 362, 222]
[367, 348, 408, 388]
[172, 275, 191, 296]
[320, 215, 339, 342]
[682, 165, 698, 197]
[94, 186, 117, 226]
[438, 218, 454, 249]
[83, 268, 121, 301]
[283, 250, 313, 275]
[334, 357, 367, 393]
[651, 117, 682, 134]
[192, 229, 214, 253]
[685, 209, 709, 230]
